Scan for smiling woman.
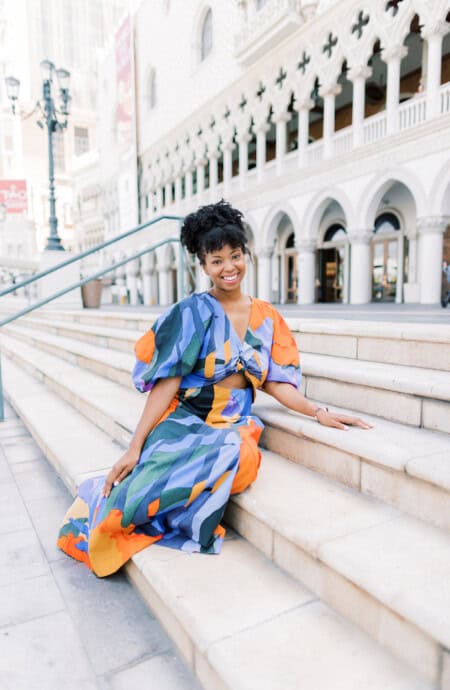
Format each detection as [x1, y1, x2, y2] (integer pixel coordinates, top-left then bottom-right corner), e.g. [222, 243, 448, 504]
[57, 200, 372, 577]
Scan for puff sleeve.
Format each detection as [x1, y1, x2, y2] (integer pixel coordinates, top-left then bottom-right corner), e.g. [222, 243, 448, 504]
[266, 309, 301, 388]
[132, 298, 208, 392]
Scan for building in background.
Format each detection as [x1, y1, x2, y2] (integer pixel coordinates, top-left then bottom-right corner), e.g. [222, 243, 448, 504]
[0, 0, 127, 263]
[97, 0, 450, 307]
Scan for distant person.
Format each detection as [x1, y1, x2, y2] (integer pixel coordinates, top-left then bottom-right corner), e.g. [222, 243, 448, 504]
[442, 261, 450, 308]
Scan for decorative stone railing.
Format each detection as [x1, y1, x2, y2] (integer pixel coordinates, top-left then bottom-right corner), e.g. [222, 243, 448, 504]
[440, 82, 450, 115]
[399, 93, 427, 130]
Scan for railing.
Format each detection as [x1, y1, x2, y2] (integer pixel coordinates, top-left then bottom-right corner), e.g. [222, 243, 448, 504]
[441, 82, 450, 115]
[399, 94, 426, 131]
[0, 214, 186, 421]
[333, 125, 353, 155]
[308, 139, 324, 164]
[363, 110, 387, 145]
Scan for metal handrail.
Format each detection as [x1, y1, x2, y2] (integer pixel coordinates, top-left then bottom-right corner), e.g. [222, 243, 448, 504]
[0, 214, 183, 297]
[0, 214, 188, 420]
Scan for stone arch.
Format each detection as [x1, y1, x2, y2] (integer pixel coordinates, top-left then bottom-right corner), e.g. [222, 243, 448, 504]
[303, 187, 355, 239]
[261, 202, 301, 249]
[359, 169, 426, 228]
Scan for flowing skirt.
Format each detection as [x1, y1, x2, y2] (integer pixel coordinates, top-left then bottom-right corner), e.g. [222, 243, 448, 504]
[57, 385, 263, 577]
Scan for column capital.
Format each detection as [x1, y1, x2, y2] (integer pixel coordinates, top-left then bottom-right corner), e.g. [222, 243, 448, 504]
[421, 20, 450, 41]
[382, 43, 408, 63]
[294, 96, 315, 112]
[319, 82, 342, 99]
[417, 216, 450, 235]
[348, 229, 373, 245]
[296, 237, 316, 253]
[272, 109, 291, 124]
[348, 64, 372, 82]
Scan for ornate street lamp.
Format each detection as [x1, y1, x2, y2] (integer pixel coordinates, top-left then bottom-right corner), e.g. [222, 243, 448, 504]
[5, 60, 72, 251]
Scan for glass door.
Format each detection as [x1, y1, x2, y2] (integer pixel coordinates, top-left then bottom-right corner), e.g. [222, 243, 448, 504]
[285, 253, 298, 303]
[372, 239, 398, 301]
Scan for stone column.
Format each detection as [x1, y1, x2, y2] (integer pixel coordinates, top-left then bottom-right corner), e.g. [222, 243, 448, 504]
[141, 248, 155, 304]
[208, 152, 219, 202]
[196, 160, 206, 202]
[155, 185, 163, 212]
[237, 132, 251, 192]
[257, 247, 273, 301]
[252, 109, 270, 184]
[348, 229, 373, 304]
[273, 110, 290, 176]
[296, 98, 314, 168]
[417, 216, 449, 304]
[185, 167, 193, 201]
[349, 65, 372, 147]
[174, 176, 182, 206]
[296, 239, 316, 305]
[320, 83, 342, 159]
[422, 23, 447, 120]
[164, 181, 172, 208]
[222, 143, 234, 198]
[383, 44, 408, 135]
[125, 250, 140, 305]
[158, 261, 171, 306]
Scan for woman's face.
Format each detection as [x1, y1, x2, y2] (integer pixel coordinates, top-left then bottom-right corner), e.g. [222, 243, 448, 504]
[202, 244, 246, 293]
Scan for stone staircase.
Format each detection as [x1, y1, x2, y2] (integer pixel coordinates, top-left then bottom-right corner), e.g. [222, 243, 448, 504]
[1, 306, 450, 690]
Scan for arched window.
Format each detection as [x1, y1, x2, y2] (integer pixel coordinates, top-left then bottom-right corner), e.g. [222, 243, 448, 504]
[375, 213, 400, 235]
[200, 8, 213, 62]
[324, 223, 347, 242]
[147, 69, 156, 110]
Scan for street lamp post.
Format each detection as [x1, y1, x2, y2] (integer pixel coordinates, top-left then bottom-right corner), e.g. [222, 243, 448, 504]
[5, 60, 71, 251]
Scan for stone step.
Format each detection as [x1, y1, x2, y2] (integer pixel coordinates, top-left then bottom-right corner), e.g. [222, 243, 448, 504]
[292, 319, 450, 372]
[225, 449, 450, 687]
[253, 395, 450, 535]
[2, 328, 450, 534]
[301, 353, 450, 433]
[10, 318, 450, 434]
[1, 358, 437, 690]
[28, 307, 450, 371]
[1, 337, 450, 686]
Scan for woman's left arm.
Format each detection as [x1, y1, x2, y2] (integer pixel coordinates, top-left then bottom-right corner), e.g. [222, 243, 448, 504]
[263, 381, 373, 430]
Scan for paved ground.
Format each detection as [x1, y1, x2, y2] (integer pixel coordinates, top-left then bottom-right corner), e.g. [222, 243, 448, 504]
[0, 402, 200, 690]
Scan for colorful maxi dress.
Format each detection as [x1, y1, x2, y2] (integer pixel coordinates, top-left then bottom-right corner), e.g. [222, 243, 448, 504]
[57, 292, 301, 577]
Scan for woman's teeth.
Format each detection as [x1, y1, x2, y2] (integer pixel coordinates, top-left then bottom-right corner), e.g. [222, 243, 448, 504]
[223, 274, 238, 282]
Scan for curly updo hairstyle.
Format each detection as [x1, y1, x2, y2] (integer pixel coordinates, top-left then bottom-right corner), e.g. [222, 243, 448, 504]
[180, 200, 249, 265]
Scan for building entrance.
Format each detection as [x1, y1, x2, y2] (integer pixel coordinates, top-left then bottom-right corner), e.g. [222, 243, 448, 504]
[317, 224, 347, 302]
[285, 252, 298, 303]
[371, 213, 404, 303]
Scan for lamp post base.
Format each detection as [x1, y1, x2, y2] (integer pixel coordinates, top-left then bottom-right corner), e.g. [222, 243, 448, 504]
[44, 235, 65, 251]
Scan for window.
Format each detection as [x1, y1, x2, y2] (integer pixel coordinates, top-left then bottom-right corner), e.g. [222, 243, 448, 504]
[74, 126, 89, 156]
[200, 9, 213, 61]
[375, 213, 400, 235]
[324, 224, 347, 242]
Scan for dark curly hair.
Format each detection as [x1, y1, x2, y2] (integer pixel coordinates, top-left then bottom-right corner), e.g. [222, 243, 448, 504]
[180, 200, 249, 264]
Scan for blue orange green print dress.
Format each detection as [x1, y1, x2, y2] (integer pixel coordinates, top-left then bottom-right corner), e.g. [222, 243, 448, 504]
[57, 292, 301, 577]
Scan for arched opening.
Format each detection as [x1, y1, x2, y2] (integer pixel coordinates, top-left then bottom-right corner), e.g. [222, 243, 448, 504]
[272, 215, 297, 303]
[318, 223, 347, 302]
[399, 15, 424, 100]
[200, 8, 213, 62]
[266, 107, 276, 162]
[371, 212, 402, 302]
[366, 40, 387, 117]
[248, 117, 257, 170]
[309, 77, 324, 141]
[335, 61, 353, 131]
[287, 92, 298, 152]
[441, 14, 450, 85]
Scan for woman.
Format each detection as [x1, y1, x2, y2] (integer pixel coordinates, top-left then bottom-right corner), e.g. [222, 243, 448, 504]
[58, 201, 372, 577]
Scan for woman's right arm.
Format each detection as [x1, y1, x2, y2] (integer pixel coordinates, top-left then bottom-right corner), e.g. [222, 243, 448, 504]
[103, 375, 182, 497]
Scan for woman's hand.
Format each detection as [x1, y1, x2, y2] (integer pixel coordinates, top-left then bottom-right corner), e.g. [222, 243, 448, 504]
[103, 448, 140, 498]
[316, 407, 373, 431]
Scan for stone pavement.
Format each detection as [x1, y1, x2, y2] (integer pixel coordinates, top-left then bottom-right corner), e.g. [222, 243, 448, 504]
[0, 402, 200, 690]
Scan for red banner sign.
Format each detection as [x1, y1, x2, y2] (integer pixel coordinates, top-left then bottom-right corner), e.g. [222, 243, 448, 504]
[0, 180, 28, 214]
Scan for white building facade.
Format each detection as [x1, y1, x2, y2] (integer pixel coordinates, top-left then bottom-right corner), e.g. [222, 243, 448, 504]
[105, 0, 450, 306]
